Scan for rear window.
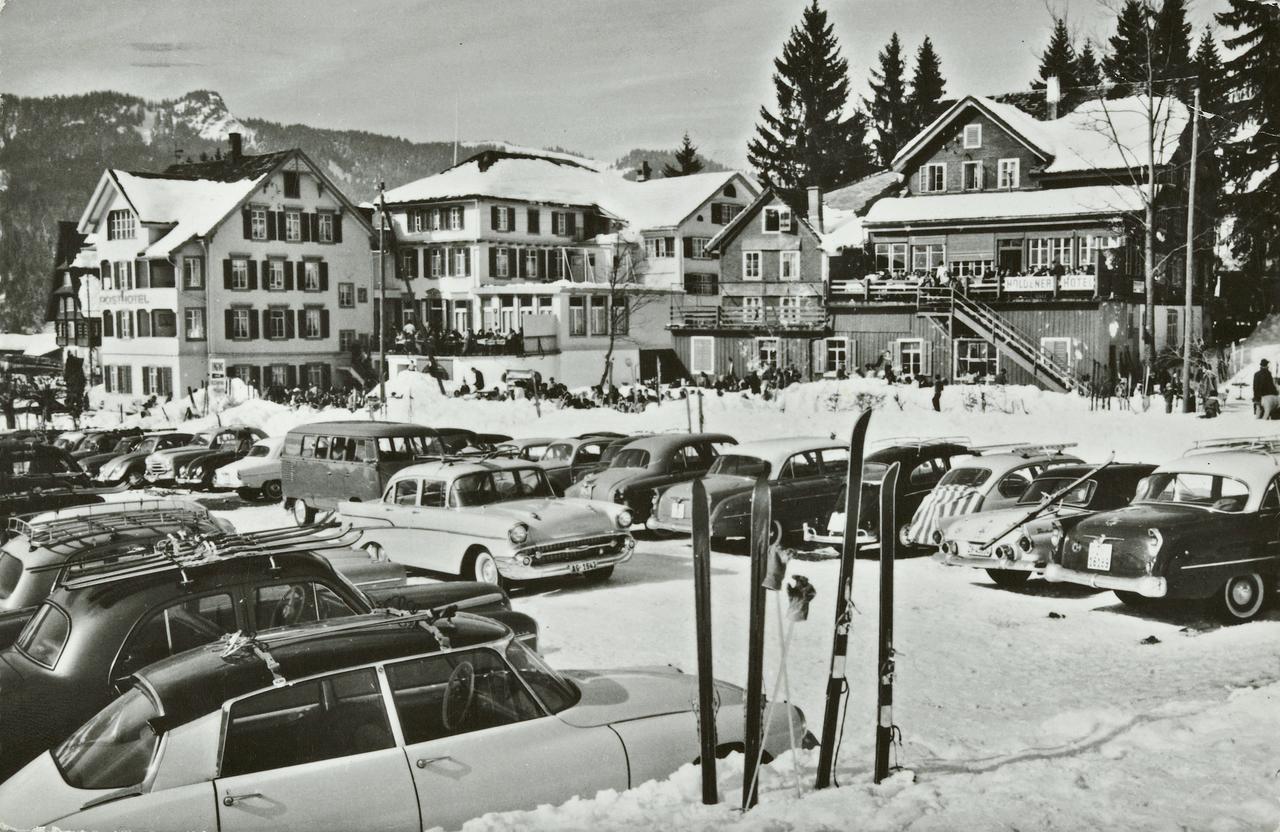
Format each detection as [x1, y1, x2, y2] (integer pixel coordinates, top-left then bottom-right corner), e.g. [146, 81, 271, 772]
[611, 449, 650, 469]
[16, 603, 71, 669]
[247, 444, 272, 458]
[939, 467, 992, 488]
[1018, 477, 1096, 507]
[708, 455, 771, 479]
[0, 553, 22, 600]
[54, 685, 160, 790]
[544, 443, 573, 462]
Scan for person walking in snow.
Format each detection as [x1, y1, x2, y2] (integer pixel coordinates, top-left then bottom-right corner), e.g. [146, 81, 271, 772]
[931, 375, 945, 412]
[471, 366, 485, 392]
[1253, 359, 1277, 419]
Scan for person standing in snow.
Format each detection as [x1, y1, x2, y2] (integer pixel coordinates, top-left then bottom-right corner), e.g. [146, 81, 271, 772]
[1253, 359, 1277, 419]
[471, 366, 485, 392]
[931, 375, 945, 411]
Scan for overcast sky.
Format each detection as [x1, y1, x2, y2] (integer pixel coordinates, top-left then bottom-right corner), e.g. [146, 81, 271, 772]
[0, 0, 1222, 166]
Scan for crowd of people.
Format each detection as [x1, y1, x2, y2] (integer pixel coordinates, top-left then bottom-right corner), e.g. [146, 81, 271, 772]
[386, 322, 525, 357]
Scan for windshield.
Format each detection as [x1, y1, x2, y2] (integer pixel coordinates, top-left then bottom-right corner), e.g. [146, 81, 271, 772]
[1138, 472, 1250, 512]
[1018, 477, 1096, 507]
[137, 438, 160, 455]
[215, 436, 241, 450]
[505, 640, 578, 713]
[708, 454, 771, 479]
[193, 433, 213, 446]
[0, 553, 22, 600]
[939, 467, 992, 488]
[610, 449, 650, 469]
[54, 685, 160, 790]
[450, 468, 556, 506]
[16, 603, 70, 668]
[111, 438, 139, 453]
[543, 443, 573, 462]
[247, 444, 272, 458]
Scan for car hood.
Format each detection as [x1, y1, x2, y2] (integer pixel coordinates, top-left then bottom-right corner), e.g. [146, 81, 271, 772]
[662, 475, 755, 506]
[154, 447, 211, 466]
[558, 667, 744, 728]
[181, 450, 235, 468]
[571, 467, 651, 496]
[101, 451, 146, 469]
[0, 750, 106, 829]
[468, 497, 624, 528]
[1071, 503, 1222, 540]
[945, 504, 1084, 542]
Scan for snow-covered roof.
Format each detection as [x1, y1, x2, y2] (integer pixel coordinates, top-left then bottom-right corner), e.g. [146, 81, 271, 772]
[0, 326, 59, 357]
[819, 171, 903, 253]
[894, 94, 1189, 176]
[863, 183, 1152, 227]
[110, 170, 268, 258]
[604, 171, 750, 230]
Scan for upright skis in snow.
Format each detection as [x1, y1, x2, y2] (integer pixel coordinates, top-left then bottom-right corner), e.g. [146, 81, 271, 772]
[741, 478, 771, 810]
[874, 461, 901, 783]
[690, 479, 718, 804]
[814, 408, 872, 790]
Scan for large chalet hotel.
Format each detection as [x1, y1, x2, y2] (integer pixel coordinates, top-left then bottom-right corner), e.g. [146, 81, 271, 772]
[52, 87, 1208, 403]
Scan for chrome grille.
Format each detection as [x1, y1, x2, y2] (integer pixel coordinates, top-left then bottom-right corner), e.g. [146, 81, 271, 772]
[528, 534, 625, 565]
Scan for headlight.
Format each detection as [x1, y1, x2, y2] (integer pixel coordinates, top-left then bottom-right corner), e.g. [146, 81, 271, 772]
[932, 529, 944, 545]
[1145, 528, 1163, 559]
[508, 523, 530, 544]
[616, 510, 633, 529]
[996, 544, 1014, 559]
[1017, 535, 1033, 552]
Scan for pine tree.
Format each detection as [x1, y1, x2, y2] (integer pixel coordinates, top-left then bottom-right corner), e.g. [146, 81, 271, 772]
[1076, 39, 1103, 88]
[1033, 18, 1078, 90]
[867, 33, 911, 167]
[746, 1, 873, 199]
[1193, 27, 1226, 140]
[1154, 0, 1194, 87]
[663, 133, 704, 177]
[1104, 0, 1154, 87]
[1216, 0, 1280, 269]
[907, 36, 946, 134]
[1105, 0, 1194, 92]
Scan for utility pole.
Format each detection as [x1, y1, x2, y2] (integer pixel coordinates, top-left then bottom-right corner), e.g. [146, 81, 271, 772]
[1181, 86, 1201, 413]
[378, 181, 388, 410]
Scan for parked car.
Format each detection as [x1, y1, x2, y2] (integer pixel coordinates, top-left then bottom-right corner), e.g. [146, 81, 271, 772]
[903, 443, 1084, 549]
[536, 434, 619, 493]
[0, 525, 535, 780]
[340, 458, 634, 584]
[213, 435, 286, 500]
[173, 428, 270, 489]
[94, 431, 194, 487]
[494, 436, 557, 461]
[49, 431, 85, 452]
[652, 437, 849, 543]
[0, 610, 809, 832]
[1045, 439, 1280, 623]
[566, 432, 737, 524]
[936, 462, 1156, 587]
[0, 441, 107, 525]
[0, 498, 234, 611]
[282, 422, 474, 525]
[67, 428, 142, 460]
[146, 426, 267, 486]
[77, 433, 145, 478]
[803, 438, 972, 551]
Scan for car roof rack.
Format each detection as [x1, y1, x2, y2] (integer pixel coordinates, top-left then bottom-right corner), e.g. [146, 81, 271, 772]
[38, 522, 362, 591]
[966, 442, 1077, 458]
[1183, 436, 1280, 456]
[7, 503, 212, 554]
[870, 435, 972, 450]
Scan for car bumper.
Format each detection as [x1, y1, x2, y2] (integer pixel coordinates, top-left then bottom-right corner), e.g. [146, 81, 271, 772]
[174, 474, 205, 486]
[499, 535, 635, 580]
[1041, 564, 1167, 597]
[649, 517, 692, 535]
[144, 472, 173, 484]
[935, 550, 1040, 572]
[801, 524, 880, 548]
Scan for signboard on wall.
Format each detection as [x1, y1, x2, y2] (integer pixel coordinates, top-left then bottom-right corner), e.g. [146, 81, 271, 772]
[208, 358, 227, 395]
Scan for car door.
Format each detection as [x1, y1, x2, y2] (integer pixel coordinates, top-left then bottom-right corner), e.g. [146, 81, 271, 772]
[902, 456, 945, 516]
[775, 451, 825, 530]
[569, 442, 605, 484]
[989, 464, 1037, 511]
[387, 648, 628, 832]
[815, 447, 850, 520]
[215, 667, 420, 832]
[109, 592, 240, 690]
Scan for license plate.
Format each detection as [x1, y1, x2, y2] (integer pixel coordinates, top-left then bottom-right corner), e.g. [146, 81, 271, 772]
[1087, 540, 1113, 571]
[569, 560, 599, 574]
[962, 541, 988, 557]
[672, 501, 686, 520]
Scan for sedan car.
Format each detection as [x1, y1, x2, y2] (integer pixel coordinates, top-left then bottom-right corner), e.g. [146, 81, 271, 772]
[1045, 440, 1280, 623]
[146, 427, 266, 486]
[77, 433, 145, 478]
[566, 432, 736, 524]
[340, 459, 634, 584]
[213, 435, 286, 500]
[803, 438, 971, 551]
[0, 441, 107, 525]
[0, 611, 808, 832]
[903, 443, 1084, 549]
[174, 428, 271, 490]
[95, 431, 194, 487]
[494, 436, 557, 461]
[652, 437, 848, 543]
[936, 462, 1155, 587]
[536, 434, 620, 493]
[67, 429, 142, 460]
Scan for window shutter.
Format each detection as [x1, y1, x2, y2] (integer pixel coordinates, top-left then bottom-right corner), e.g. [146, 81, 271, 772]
[267, 211, 278, 241]
[921, 341, 932, 376]
[566, 212, 577, 238]
[276, 211, 287, 237]
[284, 261, 295, 290]
[489, 247, 498, 277]
[456, 208, 464, 230]
[333, 212, 343, 243]
[764, 209, 779, 232]
[309, 213, 320, 241]
[319, 262, 329, 290]
[248, 310, 260, 340]
[247, 260, 258, 290]
[321, 309, 330, 339]
[161, 367, 173, 397]
[537, 250, 547, 280]
[136, 310, 150, 337]
[249, 366, 260, 391]
[223, 259, 232, 289]
[142, 370, 151, 396]
[491, 206, 500, 230]
[102, 312, 114, 337]
[225, 309, 234, 338]
[463, 247, 471, 276]
[507, 207, 517, 231]
[527, 209, 540, 234]
[242, 208, 252, 239]
[285, 309, 296, 339]
[286, 365, 297, 388]
[261, 260, 271, 288]
[683, 237, 694, 258]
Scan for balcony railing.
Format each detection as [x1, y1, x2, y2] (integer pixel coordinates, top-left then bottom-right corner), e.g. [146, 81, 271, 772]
[830, 272, 1105, 304]
[669, 306, 828, 331]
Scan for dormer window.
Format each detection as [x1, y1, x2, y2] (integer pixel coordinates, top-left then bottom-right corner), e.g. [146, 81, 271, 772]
[963, 124, 982, 149]
[919, 163, 947, 193]
[107, 210, 135, 240]
[762, 207, 792, 233]
[283, 171, 301, 199]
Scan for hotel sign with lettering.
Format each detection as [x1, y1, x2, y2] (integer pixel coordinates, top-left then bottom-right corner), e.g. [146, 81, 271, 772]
[96, 293, 151, 307]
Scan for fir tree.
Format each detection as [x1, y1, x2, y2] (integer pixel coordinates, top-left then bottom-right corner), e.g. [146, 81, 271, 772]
[1104, 0, 1154, 86]
[867, 33, 911, 167]
[1076, 39, 1103, 88]
[1193, 27, 1226, 140]
[662, 133, 704, 177]
[1154, 0, 1194, 88]
[1105, 0, 1194, 92]
[907, 36, 946, 134]
[746, 1, 874, 199]
[1216, 0, 1280, 269]
[1033, 18, 1078, 90]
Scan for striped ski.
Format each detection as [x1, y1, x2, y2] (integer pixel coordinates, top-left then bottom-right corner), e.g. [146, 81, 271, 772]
[741, 477, 771, 810]
[814, 408, 872, 790]
[874, 460, 902, 783]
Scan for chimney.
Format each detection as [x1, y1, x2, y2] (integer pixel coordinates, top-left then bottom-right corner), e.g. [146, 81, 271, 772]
[637, 160, 651, 182]
[1045, 76, 1061, 120]
[807, 185, 824, 234]
[228, 132, 243, 160]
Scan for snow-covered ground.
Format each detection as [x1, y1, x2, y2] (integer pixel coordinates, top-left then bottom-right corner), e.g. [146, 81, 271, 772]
[91, 376, 1280, 830]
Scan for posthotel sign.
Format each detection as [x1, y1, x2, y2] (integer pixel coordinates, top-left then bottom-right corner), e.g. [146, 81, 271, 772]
[208, 358, 227, 395]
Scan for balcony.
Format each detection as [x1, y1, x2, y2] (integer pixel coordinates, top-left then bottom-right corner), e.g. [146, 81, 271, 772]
[668, 304, 828, 332]
[54, 317, 102, 348]
[829, 272, 1112, 306]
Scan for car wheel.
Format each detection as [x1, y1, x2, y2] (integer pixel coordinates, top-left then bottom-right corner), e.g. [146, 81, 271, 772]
[467, 548, 501, 585]
[1216, 572, 1270, 624]
[769, 520, 784, 547]
[897, 522, 913, 550]
[126, 469, 145, 488]
[261, 480, 283, 502]
[291, 499, 315, 526]
[583, 565, 615, 583]
[986, 569, 1030, 588]
[1114, 590, 1153, 607]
